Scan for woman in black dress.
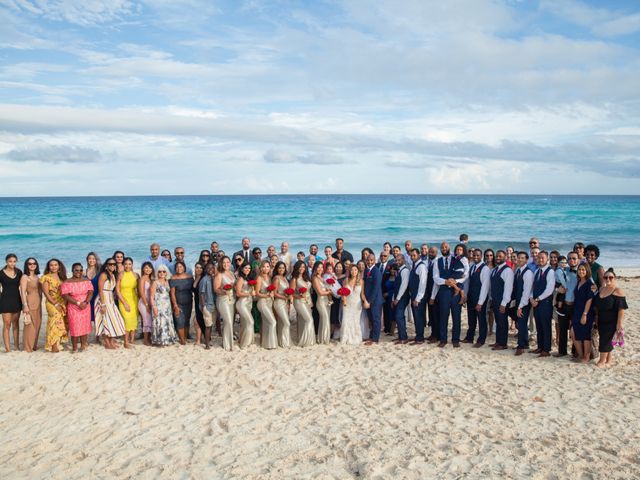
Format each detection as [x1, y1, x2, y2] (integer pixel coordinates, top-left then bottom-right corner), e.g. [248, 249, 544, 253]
[594, 269, 627, 368]
[1, 253, 23, 352]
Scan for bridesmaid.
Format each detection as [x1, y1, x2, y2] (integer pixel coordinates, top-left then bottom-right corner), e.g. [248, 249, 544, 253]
[116, 257, 139, 347]
[312, 262, 332, 344]
[95, 258, 126, 349]
[192, 262, 205, 346]
[235, 262, 254, 349]
[40, 259, 68, 352]
[571, 263, 596, 363]
[271, 261, 291, 348]
[1, 254, 23, 352]
[594, 269, 628, 368]
[60, 263, 94, 352]
[85, 252, 101, 327]
[256, 261, 277, 349]
[169, 261, 193, 345]
[137, 261, 154, 346]
[112, 250, 126, 275]
[291, 260, 315, 347]
[214, 256, 236, 351]
[19, 257, 42, 352]
[150, 264, 178, 346]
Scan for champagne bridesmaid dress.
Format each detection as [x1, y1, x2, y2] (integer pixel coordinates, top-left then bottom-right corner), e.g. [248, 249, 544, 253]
[294, 278, 315, 347]
[257, 281, 278, 349]
[236, 279, 254, 349]
[273, 277, 291, 348]
[315, 277, 331, 344]
[217, 273, 236, 351]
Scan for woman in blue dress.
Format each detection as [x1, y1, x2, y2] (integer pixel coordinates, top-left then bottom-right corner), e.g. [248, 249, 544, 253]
[571, 263, 596, 363]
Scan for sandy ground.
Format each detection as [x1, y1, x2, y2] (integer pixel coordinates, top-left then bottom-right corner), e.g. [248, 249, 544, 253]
[0, 273, 638, 479]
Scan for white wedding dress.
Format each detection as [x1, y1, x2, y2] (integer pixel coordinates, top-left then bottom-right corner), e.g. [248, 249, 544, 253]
[340, 284, 363, 345]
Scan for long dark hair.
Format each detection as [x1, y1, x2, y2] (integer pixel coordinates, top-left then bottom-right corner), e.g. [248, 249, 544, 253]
[140, 261, 155, 281]
[44, 258, 67, 280]
[23, 257, 40, 275]
[273, 261, 287, 278]
[100, 257, 118, 281]
[292, 260, 310, 282]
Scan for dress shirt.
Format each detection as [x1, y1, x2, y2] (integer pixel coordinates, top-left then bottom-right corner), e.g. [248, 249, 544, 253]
[532, 264, 555, 302]
[491, 264, 514, 307]
[393, 265, 410, 302]
[463, 261, 490, 306]
[517, 266, 534, 309]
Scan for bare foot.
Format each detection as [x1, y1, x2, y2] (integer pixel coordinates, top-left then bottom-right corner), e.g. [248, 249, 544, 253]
[124, 343, 134, 349]
[595, 361, 606, 368]
[580, 358, 589, 363]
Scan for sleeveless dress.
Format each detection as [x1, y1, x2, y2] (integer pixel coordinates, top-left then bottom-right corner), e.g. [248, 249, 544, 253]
[118, 271, 139, 331]
[95, 276, 126, 338]
[60, 280, 93, 337]
[236, 279, 254, 349]
[293, 278, 315, 347]
[594, 293, 628, 353]
[169, 277, 193, 330]
[257, 278, 278, 349]
[138, 279, 153, 333]
[0, 269, 22, 313]
[273, 277, 291, 348]
[571, 280, 596, 341]
[22, 275, 42, 352]
[152, 282, 177, 345]
[217, 273, 236, 351]
[341, 284, 363, 346]
[314, 277, 331, 344]
[41, 274, 68, 351]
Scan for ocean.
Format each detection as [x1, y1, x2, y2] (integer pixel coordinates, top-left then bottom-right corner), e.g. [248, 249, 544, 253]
[0, 195, 638, 268]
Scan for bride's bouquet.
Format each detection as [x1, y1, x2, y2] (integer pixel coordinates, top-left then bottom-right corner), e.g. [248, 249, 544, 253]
[337, 287, 351, 306]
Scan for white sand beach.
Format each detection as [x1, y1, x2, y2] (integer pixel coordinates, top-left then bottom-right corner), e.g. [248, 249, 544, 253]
[0, 274, 638, 479]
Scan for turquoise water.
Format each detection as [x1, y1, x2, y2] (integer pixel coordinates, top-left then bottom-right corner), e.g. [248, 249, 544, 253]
[0, 195, 638, 268]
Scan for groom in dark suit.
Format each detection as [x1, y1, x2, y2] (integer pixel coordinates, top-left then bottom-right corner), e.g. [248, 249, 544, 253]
[363, 253, 383, 345]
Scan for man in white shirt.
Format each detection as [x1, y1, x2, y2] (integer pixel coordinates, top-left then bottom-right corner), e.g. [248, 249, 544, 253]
[233, 237, 252, 266]
[391, 254, 411, 344]
[408, 249, 428, 344]
[529, 251, 556, 357]
[462, 249, 490, 347]
[278, 241, 293, 274]
[511, 251, 534, 355]
[489, 250, 514, 350]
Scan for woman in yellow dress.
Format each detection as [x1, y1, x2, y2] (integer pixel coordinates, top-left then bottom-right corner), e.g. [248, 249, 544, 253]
[116, 257, 139, 347]
[40, 259, 68, 352]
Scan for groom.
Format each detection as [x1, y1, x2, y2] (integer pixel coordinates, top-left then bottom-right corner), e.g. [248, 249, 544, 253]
[363, 253, 383, 345]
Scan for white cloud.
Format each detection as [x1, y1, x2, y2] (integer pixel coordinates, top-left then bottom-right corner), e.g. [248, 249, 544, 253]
[7, 0, 138, 26]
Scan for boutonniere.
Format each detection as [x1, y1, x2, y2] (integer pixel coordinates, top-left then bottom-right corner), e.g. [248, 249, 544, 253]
[367, 270, 372, 277]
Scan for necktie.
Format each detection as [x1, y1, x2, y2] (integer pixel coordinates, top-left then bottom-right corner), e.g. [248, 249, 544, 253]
[445, 257, 449, 270]
[245, 251, 249, 263]
[471, 264, 476, 276]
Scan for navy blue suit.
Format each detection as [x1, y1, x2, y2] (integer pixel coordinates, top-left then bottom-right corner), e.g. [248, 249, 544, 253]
[436, 255, 464, 344]
[364, 266, 383, 342]
[533, 267, 553, 353]
[425, 258, 439, 339]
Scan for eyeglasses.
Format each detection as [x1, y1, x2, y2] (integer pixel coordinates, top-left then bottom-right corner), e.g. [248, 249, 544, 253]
[176, 251, 184, 255]
[604, 275, 614, 280]
[73, 269, 83, 272]
[202, 254, 210, 257]
[529, 241, 538, 245]
[254, 251, 262, 255]
[107, 263, 116, 267]
[27, 262, 36, 266]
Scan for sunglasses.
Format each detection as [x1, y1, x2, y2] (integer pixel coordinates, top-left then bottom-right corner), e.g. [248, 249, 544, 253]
[604, 275, 615, 280]
[202, 254, 210, 257]
[27, 262, 37, 266]
[73, 269, 83, 272]
[107, 263, 116, 266]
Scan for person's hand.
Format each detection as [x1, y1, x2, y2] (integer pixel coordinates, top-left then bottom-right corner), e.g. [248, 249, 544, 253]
[152, 306, 158, 317]
[364, 300, 371, 309]
[56, 304, 64, 313]
[23, 307, 30, 316]
[499, 305, 506, 314]
[412, 300, 418, 308]
[392, 300, 398, 307]
[475, 304, 482, 313]
[591, 284, 598, 293]
[124, 302, 130, 313]
[428, 299, 435, 306]
[580, 314, 587, 325]
[459, 295, 465, 306]
[558, 286, 566, 294]
[79, 301, 88, 310]
[530, 299, 538, 308]
[173, 305, 181, 316]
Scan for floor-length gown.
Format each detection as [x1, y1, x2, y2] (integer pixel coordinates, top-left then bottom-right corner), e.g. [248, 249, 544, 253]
[236, 280, 254, 349]
[61, 280, 93, 337]
[151, 282, 177, 345]
[41, 274, 68, 351]
[118, 271, 139, 332]
[315, 278, 331, 344]
[95, 277, 126, 338]
[138, 279, 153, 333]
[341, 284, 363, 346]
[258, 282, 278, 349]
[294, 278, 315, 347]
[273, 277, 291, 348]
[217, 273, 236, 351]
[22, 276, 42, 352]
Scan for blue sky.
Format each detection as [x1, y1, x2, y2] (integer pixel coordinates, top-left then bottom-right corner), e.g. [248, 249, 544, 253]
[1, 0, 639, 195]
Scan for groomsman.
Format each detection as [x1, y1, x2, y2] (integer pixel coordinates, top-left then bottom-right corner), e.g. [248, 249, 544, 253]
[392, 254, 411, 344]
[530, 251, 555, 357]
[233, 237, 252, 265]
[279, 242, 293, 273]
[511, 251, 534, 355]
[408, 249, 428, 344]
[379, 251, 394, 334]
[489, 250, 513, 350]
[462, 249, 490, 347]
[420, 244, 429, 262]
[426, 246, 439, 342]
[363, 254, 383, 345]
[432, 242, 465, 347]
[555, 251, 578, 357]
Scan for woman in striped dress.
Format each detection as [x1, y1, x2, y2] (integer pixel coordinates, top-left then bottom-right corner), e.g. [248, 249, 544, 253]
[95, 258, 126, 349]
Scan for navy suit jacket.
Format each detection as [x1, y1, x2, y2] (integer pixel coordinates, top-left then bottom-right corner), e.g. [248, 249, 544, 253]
[364, 266, 384, 305]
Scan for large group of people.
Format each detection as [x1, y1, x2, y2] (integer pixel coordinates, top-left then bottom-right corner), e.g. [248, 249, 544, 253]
[0, 235, 628, 368]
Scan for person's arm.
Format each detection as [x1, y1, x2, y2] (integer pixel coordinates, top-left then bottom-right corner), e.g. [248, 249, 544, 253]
[312, 277, 327, 297]
[615, 288, 626, 331]
[394, 269, 409, 302]
[539, 270, 555, 301]
[519, 271, 533, 310]
[235, 277, 250, 298]
[433, 260, 445, 286]
[414, 264, 428, 304]
[169, 282, 180, 315]
[98, 273, 108, 313]
[214, 274, 225, 296]
[115, 275, 129, 312]
[256, 276, 269, 299]
[150, 281, 158, 317]
[19, 275, 31, 319]
[359, 279, 367, 303]
[580, 283, 595, 325]
[478, 267, 491, 307]
[501, 268, 514, 308]
[273, 277, 287, 300]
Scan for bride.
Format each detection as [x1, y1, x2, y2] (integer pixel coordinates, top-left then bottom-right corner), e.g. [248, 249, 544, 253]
[340, 264, 366, 346]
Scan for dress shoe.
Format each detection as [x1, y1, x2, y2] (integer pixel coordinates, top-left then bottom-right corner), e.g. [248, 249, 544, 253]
[538, 351, 550, 357]
[492, 345, 507, 351]
[437, 341, 446, 348]
[529, 348, 542, 354]
[427, 337, 439, 344]
[411, 340, 425, 345]
[472, 342, 484, 348]
[553, 353, 567, 358]
[452, 342, 460, 348]
[461, 339, 472, 344]
[396, 340, 409, 345]
[515, 349, 524, 356]
[488, 343, 497, 348]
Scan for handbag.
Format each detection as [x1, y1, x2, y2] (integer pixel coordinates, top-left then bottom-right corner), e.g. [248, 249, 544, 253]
[611, 329, 625, 347]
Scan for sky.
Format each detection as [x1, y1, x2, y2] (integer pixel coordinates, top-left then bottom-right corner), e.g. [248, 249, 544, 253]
[0, 0, 639, 196]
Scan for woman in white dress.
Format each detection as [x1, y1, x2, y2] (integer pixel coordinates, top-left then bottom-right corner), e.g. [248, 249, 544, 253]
[214, 256, 236, 351]
[312, 262, 332, 344]
[356, 260, 370, 339]
[272, 261, 291, 348]
[290, 260, 315, 347]
[256, 261, 278, 349]
[341, 264, 366, 346]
